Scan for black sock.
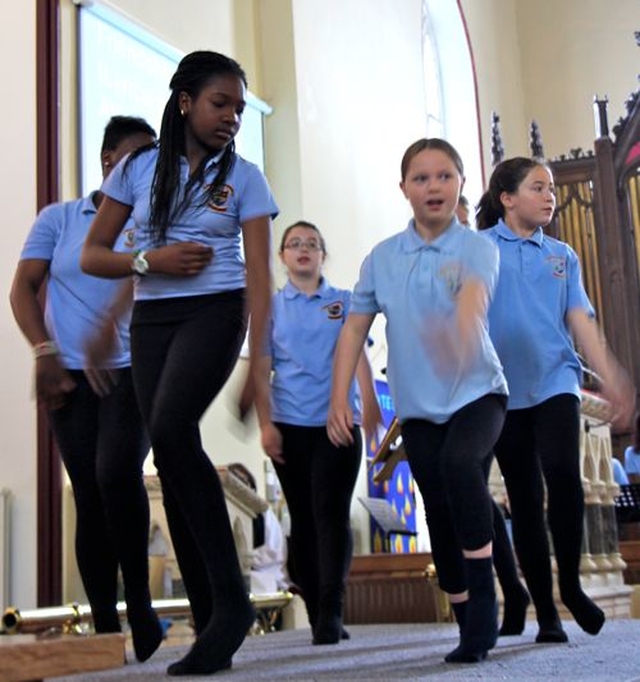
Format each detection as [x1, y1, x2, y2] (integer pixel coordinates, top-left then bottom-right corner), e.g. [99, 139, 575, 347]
[167, 600, 255, 676]
[451, 601, 467, 635]
[560, 583, 605, 635]
[499, 584, 530, 636]
[445, 557, 497, 664]
[127, 603, 163, 662]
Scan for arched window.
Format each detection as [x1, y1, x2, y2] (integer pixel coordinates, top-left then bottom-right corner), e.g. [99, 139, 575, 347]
[422, 0, 484, 209]
[421, 9, 444, 138]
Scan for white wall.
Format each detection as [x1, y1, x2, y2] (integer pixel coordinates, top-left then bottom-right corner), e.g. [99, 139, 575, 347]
[2, 1, 38, 609]
[515, 0, 639, 158]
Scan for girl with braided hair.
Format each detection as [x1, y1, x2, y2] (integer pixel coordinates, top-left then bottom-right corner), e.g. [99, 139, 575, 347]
[82, 51, 278, 676]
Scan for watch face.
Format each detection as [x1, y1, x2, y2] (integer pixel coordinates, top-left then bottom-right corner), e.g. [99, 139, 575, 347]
[133, 251, 149, 275]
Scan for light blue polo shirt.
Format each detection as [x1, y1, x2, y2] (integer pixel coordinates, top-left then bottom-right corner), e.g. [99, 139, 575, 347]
[484, 219, 593, 409]
[20, 194, 135, 370]
[624, 447, 640, 475]
[102, 146, 279, 300]
[268, 279, 362, 427]
[350, 219, 507, 425]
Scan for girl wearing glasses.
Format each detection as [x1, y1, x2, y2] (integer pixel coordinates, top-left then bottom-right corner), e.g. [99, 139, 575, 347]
[252, 220, 381, 645]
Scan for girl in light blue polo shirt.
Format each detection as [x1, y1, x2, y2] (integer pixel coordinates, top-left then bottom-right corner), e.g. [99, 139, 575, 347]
[478, 157, 635, 644]
[82, 52, 278, 676]
[10, 116, 158, 660]
[624, 414, 640, 482]
[253, 220, 380, 645]
[329, 138, 508, 664]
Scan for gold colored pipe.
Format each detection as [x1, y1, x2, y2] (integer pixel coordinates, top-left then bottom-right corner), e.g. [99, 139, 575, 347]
[2, 593, 292, 635]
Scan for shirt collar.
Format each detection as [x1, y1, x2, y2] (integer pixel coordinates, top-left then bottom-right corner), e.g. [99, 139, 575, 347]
[283, 277, 330, 300]
[81, 192, 100, 215]
[495, 218, 544, 246]
[179, 149, 226, 174]
[400, 218, 462, 253]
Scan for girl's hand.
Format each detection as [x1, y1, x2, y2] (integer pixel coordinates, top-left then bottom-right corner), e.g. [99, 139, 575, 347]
[261, 422, 284, 464]
[148, 242, 214, 276]
[361, 401, 384, 448]
[602, 368, 636, 431]
[327, 401, 355, 447]
[35, 356, 76, 410]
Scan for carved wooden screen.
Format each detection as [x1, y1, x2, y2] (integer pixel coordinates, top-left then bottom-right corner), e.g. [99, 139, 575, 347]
[547, 157, 604, 319]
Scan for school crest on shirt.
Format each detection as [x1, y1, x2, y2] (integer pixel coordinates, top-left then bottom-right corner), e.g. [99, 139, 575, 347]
[547, 255, 566, 278]
[438, 263, 462, 298]
[123, 228, 136, 249]
[323, 301, 345, 320]
[206, 183, 234, 212]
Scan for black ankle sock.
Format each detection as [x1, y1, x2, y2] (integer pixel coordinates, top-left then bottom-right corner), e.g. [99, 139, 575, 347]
[92, 608, 121, 634]
[451, 601, 467, 634]
[445, 557, 497, 664]
[560, 586, 605, 635]
[499, 584, 530, 636]
[167, 602, 255, 676]
[127, 605, 163, 662]
[536, 615, 568, 643]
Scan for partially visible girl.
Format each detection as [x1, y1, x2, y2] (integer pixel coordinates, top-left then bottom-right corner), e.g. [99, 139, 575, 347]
[329, 138, 508, 663]
[252, 220, 381, 645]
[10, 116, 158, 661]
[477, 156, 635, 643]
[624, 413, 640, 483]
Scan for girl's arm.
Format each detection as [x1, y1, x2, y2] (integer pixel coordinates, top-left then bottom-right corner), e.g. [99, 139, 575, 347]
[251, 354, 284, 464]
[355, 346, 382, 445]
[9, 259, 76, 409]
[456, 277, 487, 361]
[567, 308, 636, 429]
[80, 197, 136, 278]
[80, 196, 214, 278]
[82, 279, 134, 396]
[328, 312, 375, 446]
[240, 215, 274, 430]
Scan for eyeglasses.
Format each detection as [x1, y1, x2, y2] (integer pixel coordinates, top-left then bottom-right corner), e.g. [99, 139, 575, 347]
[283, 239, 323, 252]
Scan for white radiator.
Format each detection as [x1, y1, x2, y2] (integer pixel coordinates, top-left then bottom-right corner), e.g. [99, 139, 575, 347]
[0, 488, 10, 610]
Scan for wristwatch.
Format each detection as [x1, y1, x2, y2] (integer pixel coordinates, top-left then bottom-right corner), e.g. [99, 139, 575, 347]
[132, 250, 149, 276]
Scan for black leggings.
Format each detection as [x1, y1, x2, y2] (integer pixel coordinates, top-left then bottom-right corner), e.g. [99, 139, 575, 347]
[49, 368, 149, 631]
[130, 290, 249, 632]
[401, 393, 506, 595]
[493, 394, 583, 622]
[273, 423, 362, 625]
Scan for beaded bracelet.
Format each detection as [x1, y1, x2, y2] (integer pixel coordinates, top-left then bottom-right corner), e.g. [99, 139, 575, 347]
[33, 340, 59, 359]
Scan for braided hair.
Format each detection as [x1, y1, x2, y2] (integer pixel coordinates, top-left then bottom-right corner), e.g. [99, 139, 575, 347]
[131, 51, 247, 244]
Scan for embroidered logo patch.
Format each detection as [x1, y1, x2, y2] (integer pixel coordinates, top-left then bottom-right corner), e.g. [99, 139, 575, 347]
[207, 184, 234, 212]
[324, 301, 345, 320]
[438, 263, 462, 297]
[123, 228, 136, 249]
[547, 255, 566, 278]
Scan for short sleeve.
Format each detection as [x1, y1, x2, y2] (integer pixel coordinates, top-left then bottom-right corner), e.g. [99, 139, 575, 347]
[236, 163, 279, 222]
[101, 153, 136, 207]
[350, 252, 381, 315]
[565, 245, 595, 317]
[462, 231, 500, 299]
[20, 203, 63, 261]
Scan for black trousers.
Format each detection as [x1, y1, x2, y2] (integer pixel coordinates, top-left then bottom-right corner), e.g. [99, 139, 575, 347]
[49, 368, 150, 631]
[493, 393, 583, 622]
[130, 290, 250, 632]
[273, 423, 362, 625]
[401, 393, 506, 594]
